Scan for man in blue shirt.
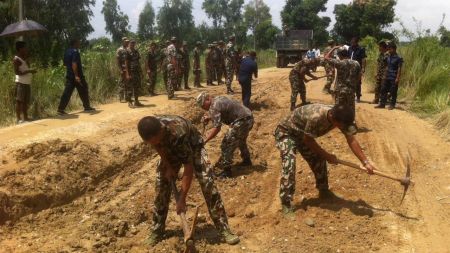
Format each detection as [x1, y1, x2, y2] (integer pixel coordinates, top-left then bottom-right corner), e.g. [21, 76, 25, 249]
[348, 37, 367, 102]
[238, 51, 258, 108]
[57, 39, 95, 115]
[375, 42, 403, 110]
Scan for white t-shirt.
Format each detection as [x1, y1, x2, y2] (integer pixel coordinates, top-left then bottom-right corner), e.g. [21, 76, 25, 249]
[14, 56, 32, 85]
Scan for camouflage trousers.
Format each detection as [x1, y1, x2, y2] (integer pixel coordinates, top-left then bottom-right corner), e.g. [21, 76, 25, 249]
[151, 147, 231, 234]
[225, 61, 234, 89]
[162, 67, 168, 90]
[274, 127, 329, 204]
[193, 69, 201, 87]
[289, 74, 306, 104]
[181, 68, 190, 88]
[323, 65, 335, 91]
[206, 66, 213, 85]
[214, 64, 223, 84]
[147, 70, 157, 94]
[126, 72, 141, 102]
[335, 90, 355, 115]
[373, 79, 383, 103]
[218, 117, 254, 168]
[118, 74, 126, 100]
[166, 65, 176, 99]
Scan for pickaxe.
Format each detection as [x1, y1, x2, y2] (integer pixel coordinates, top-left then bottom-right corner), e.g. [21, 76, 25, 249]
[171, 180, 200, 253]
[305, 75, 329, 82]
[336, 158, 413, 203]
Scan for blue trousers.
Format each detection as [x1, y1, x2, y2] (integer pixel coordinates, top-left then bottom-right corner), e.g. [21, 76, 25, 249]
[239, 79, 251, 108]
[380, 79, 398, 107]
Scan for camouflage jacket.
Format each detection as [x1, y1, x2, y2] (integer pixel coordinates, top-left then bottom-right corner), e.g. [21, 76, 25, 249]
[289, 59, 312, 79]
[127, 49, 141, 73]
[181, 49, 190, 69]
[326, 59, 361, 93]
[376, 52, 388, 84]
[212, 47, 222, 64]
[155, 115, 203, 166]
[225, 42, 236, 65]
[146, 49, 159, 71]
[166, 44, 177, 67]
[116, 46, 128, 71]
[193, 47, 201, 70]
[205, 49, 213, 68]
[209, 96, 252, 128]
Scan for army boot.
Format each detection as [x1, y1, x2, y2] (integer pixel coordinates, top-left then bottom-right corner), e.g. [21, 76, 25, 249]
[290, 102, 296, 111]
[300, 94, 311, 106]
[281, 201, 295, 219]
[217, 167, 232, 179]
[220, 230, 240, 245]
[145, 231, 163, 246]
[237, 158, 252, 166]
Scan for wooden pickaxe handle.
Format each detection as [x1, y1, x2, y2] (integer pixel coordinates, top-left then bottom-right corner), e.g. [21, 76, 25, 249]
[337, 159, 405, 183]
[170, 181, 192, 242]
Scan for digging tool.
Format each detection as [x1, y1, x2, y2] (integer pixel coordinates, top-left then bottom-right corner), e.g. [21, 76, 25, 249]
[305, 75, 329, 82]
[171, 180, 199, 253]
[336, 158, 413, 203]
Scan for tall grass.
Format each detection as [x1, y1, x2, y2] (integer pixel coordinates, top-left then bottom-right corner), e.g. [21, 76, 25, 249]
[0, 47, 276, 126]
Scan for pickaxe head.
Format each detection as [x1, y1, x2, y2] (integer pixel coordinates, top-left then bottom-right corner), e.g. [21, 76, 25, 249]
[400, 157, 412, 204]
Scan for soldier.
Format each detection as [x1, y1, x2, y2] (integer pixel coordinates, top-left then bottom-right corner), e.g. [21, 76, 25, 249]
[192, 41, 203, 87]
[180, 41, 191, 90]
[116, 37, 129, 102]
[348, 37, 367, 103]
[196, 92, 254, 178]
[175, 41, 184, 91]
[324, 46, 361, 115]
[205, 44, 214, 86]
[372, 40, 389, 104]
[146, 41, 159, 96]
[126, 40, 144, 108]
[225, 36, 237, 94]
[322, 40, 336, 94]
[218, 40, 226, 84]
[212, 41, 224, 85]
[289, 59, 319, 111]
[274, 104, 375, 215]
[137, 115, 240, 246]
[166, 37, 179, 99]
[160, 40, 170, 91]
[235, 48, 243, 77]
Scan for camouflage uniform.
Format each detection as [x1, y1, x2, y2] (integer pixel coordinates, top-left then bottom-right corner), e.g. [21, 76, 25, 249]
[146, 48, 159, 95]
[205, 46, 213, 85]
[151, 115, 232, 234]
[212, 47, 223, 84]
[225, 42, 236, 90]
[325, 59, 361, 114]
[166, 44, 178, 99]
[181, 48, 190, 89]
[193, 47, 202, 87]
[126, 48, 141, 102]
[322, 46, 336, 93]
[289, 59, 312, 108]
[374, 52, 388, 103]
[175, 48, 183, 91]
[160, 47, 168, 91]
[209, 96, 253, 169]
[274, 104, 357, 205]
[116, 46, 128, 100]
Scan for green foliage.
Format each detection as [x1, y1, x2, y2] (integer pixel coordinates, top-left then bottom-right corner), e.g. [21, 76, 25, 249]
[438, 26, 450, 47]
[157, 0, 195, 43]
[101, 0, 130, 43]
[254, 20, 280, 49]
[138, 1, 156, 41]
[332, 0, 396, 42]
[243, 0, 271, 32]
[88, 37, 113, 51]
[281, 0, 331, 46]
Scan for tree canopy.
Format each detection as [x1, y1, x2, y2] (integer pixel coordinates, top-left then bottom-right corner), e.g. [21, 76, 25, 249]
[157, 0, 195, 43]
[101, 0, 130, 43]
[137, 1, 156, 40]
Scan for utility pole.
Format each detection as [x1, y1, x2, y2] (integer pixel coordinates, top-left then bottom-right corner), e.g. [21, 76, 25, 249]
[253, 0, 258, 50]
[19, 0, 23, 40]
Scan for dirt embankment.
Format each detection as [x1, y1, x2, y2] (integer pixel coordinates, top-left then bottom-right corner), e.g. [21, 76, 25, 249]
[0, 67, 449, 253]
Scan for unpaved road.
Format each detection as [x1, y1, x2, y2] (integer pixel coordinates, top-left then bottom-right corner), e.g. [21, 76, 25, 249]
[0, 67, 449, 253]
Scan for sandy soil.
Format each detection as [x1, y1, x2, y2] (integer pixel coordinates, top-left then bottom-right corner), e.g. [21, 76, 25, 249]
[0, 67, 449, 253]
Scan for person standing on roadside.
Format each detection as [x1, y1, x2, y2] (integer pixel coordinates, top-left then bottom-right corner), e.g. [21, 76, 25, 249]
[375, 42, 403, 110]
[146, 41, 159, 96]
[192, 41, 203, 87]
[348, 37, 366, 103]
[238, 51, 258, 108]
[372, 40, 389, 104]
[225, 36, 237, 94]
[180, 41, 191, 90]
[57, 39, 95, 115]
[13, 41, 36, 124]
[322, 40, 336, 94]
[126, 40, 144, 108]
[116, 37, 129, 102]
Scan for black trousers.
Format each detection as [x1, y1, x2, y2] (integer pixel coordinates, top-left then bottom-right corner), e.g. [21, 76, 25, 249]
[380, 79, 398, 107]
[355, 76, 362, 98]
[58, 77, 91, 111]
[239, 79, 251, 108]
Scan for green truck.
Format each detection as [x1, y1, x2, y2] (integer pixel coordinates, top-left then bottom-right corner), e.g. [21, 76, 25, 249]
[275, 29, 313, 68]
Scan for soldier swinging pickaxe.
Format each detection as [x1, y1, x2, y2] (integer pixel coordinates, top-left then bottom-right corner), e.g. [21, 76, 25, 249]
[336, 156, 413, 204]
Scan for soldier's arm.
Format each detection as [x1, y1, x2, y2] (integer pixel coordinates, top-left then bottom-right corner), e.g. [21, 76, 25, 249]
[303, 135, 337, 164]
[325, 46, 339, 59]
[177, 162, 194, 214]
[306, 69, 318, 79]
[204, 126, 221, 143]
[153, 144, 177, 179]
[344, 134, 374, 174]
[395, 59, 403, 84]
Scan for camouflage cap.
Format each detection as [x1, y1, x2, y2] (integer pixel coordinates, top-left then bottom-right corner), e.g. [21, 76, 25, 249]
[218, 40, 224, 44]
[196, 41, 202, 46]
[122, 37, 129, 42]
[170, 36, 177, 42]
[130, 39, 136, 43]
[228, 35, 235, 41]
[182, 41, 187, 46]
[342, 123, 358, 136]
[196, 92, 209, 107]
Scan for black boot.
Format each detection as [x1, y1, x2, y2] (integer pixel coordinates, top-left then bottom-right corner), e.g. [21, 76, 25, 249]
[217, 167, 232, 179]
[290, 102, 296, 111]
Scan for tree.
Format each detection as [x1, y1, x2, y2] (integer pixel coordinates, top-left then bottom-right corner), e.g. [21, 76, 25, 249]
[438, 26, 450, 47]
[101, 0, 130, 43]
[138, 1, 156, 40]
[254, 20, 280, 49]
[281, 0, 331, 46]
[244, 0, 271, 32]
[332, 0, 396, 42]
[157, 0, 195, 43]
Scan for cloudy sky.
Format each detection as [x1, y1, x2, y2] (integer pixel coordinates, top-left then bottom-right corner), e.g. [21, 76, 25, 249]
[89, 0, 450, 39]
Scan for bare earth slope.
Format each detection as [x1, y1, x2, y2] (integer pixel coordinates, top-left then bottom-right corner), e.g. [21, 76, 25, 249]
[0, 67, 449, 253]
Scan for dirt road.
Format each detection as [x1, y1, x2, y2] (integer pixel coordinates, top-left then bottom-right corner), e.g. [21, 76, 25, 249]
[0, 67, 449, 253]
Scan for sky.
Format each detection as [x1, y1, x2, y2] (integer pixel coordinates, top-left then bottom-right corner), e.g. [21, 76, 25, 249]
[89, 0, 450, 39]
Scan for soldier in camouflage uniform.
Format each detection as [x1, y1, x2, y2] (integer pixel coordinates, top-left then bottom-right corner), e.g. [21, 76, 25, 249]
[126, 40, 144, 108]
[196, 92, 253, 178]
[274, 104, 375, 215]
[372, 40, 389, 104]
[289, 59, 320, 111]
[218, 40, 226, 84]
[205, 44, 214, 86]
[225, 36, 237, 94]
[180, 41, 191, 90]
[145, 41, 159, 96]
[192, 41, 203, 87]
[137, 115, 240, 246]
[116, 37, 129, 102]
[160, 40, 170, 91]
[166, 37, 179, 99]
[212, 42, 224, 85]
[324, 46, 361, 115]
[322, 40, 336, 94]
